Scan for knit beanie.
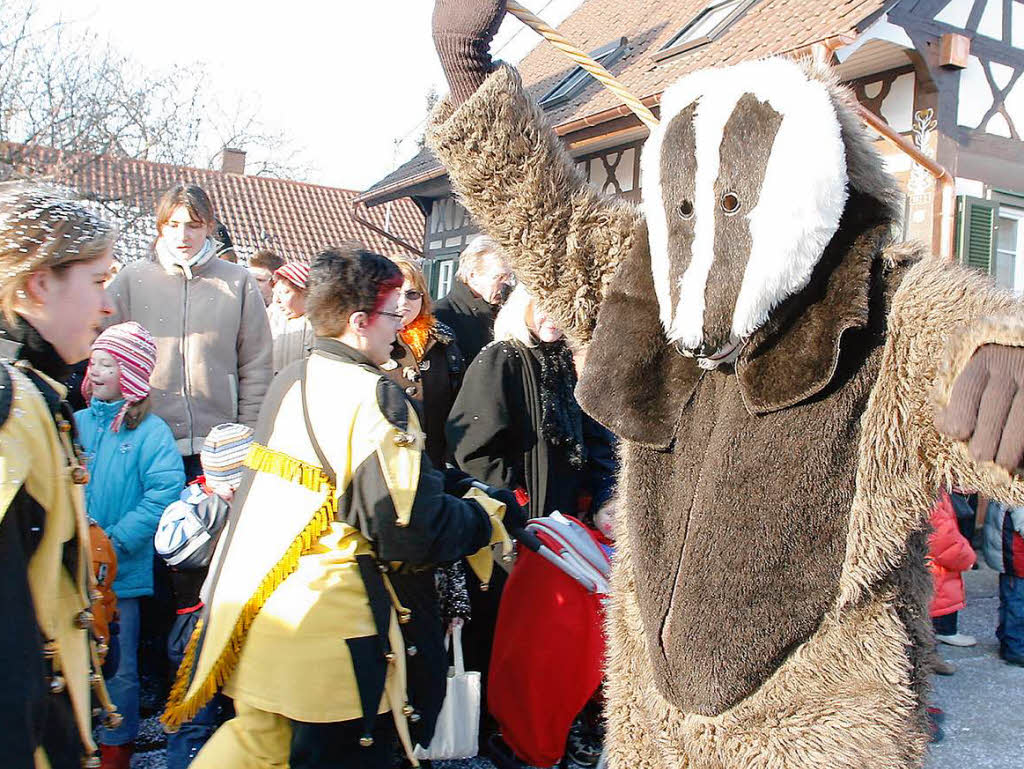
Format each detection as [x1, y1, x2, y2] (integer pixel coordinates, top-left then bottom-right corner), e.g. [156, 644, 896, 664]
[83, 321, 157, 432]
[201, 423, 256, 495]
[274, 261, 310, 290]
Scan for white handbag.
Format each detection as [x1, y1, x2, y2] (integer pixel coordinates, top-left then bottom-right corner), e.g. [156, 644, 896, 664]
[413, 620, 481, 760]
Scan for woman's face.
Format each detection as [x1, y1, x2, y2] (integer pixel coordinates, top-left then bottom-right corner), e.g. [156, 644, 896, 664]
[159, 204, 212, 259]
[22, 249, 115, 364]
[273, 278, 306, 319]
[396, 280, 424, 328]
[530, 304, 564, 343]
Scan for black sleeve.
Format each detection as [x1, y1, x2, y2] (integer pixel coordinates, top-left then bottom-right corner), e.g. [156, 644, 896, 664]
[583, 413, 618, 499]
[0, 489, 77, 769]
[445, 344, 524, 490]
[346, 448, 493, 565]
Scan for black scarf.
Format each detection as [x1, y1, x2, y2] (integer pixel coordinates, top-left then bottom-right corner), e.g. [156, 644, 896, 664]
[534, 340, 585, 470]
[0, 314, 70, 381]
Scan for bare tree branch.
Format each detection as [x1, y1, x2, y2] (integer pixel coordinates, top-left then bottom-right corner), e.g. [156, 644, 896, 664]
[0, 0, 311, 255]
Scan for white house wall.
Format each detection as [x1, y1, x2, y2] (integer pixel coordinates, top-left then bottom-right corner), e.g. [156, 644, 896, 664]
[881, 72, 917, 132]
[935, 0, 973, 29]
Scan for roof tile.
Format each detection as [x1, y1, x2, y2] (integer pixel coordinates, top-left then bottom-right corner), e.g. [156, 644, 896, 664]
[3, 142, 424, 262]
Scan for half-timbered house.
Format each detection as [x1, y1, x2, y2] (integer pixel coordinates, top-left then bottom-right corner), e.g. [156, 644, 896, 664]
[358, 0, 1024, 295]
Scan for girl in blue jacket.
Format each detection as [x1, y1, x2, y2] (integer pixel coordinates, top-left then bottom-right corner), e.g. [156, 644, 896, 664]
[75, 321, 185, 769]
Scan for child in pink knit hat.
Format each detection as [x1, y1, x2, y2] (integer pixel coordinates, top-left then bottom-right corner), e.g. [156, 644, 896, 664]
[74, 321, 185, 769]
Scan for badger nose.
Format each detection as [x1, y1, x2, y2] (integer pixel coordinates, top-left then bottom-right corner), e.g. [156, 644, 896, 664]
[693, 343, 716, 358]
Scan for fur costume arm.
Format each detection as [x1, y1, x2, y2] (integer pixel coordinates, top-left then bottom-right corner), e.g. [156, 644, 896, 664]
[891, 256, 1024, 505]
[427, 65, 643, 344]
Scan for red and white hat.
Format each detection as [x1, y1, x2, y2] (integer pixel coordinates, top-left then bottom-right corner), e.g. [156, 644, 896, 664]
[83, 321, 158, 432]
[274, 261, 310, 290]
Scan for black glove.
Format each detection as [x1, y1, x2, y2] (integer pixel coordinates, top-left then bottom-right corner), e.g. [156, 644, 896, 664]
[484, 485, 527, 536]
[432, 0, 506, 105]
[443, 466, 477, 497]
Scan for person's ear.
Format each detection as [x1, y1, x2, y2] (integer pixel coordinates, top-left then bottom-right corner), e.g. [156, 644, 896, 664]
[22, 268, 53, 306]
[350, 310, 371, 334]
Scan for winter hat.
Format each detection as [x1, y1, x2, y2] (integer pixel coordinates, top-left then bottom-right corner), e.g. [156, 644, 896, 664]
[274, 261, 310, 291]
[213, 221, 234, 257]
[83, 321, 157, 432]
[201, 423, 256, 494]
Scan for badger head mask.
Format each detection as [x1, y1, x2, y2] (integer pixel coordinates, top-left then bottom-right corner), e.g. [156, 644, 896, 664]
[642, 57, 853, 366]
[579, 57, 899, 446]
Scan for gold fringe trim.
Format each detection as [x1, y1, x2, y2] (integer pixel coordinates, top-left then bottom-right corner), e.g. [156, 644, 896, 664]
[244, 443, 331, 493]
[161, 444, 337, 728]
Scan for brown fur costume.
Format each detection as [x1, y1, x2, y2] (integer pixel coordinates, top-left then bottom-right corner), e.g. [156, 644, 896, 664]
[428, 61, 1024, 768]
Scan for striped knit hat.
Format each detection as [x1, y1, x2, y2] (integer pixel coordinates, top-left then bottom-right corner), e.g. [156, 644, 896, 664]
[84, 321, 157, 432]
[201, 423, 256, 494]
[274, 261, 309, 290]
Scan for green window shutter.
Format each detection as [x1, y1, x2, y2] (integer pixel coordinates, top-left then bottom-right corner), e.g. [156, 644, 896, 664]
[422, 258, 436, 298]
[957, 195, 999, 274]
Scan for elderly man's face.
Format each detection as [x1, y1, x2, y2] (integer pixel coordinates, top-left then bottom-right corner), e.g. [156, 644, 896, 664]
[467, 254, 513, 306]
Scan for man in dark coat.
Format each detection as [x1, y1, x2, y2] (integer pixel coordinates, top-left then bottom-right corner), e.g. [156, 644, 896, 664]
[434, 234, 513, 362]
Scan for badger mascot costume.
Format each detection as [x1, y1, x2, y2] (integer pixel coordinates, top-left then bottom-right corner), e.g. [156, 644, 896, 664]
[428, 2, 1024, 767]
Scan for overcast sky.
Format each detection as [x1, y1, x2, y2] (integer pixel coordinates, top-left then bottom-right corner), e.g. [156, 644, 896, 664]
[31, 0, 584, 191]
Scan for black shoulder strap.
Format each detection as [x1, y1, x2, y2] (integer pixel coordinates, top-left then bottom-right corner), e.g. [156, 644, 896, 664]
[300, 356, 336, 485]
[0, 364, 12, 429]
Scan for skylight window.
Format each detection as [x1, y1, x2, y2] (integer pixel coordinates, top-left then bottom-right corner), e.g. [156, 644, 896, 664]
[540, 37, 628, 109]
[655, 0, 759, 61]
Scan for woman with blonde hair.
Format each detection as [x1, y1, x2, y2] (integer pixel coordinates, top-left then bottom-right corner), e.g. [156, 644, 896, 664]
[445, 284, 588, 749]
[385, 257, 465, 468]
[448, 283, 586, 519]
[0, 182, 118, 768]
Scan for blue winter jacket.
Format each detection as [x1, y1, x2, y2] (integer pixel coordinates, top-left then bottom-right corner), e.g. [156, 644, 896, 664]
[75, 398, 185, 598]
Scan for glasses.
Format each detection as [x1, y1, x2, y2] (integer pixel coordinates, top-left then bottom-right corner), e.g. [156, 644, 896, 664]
[373, 310, 406, 324]
[402, 289, 423, 301]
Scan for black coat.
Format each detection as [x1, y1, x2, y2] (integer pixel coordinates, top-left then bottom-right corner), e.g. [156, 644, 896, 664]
[446, 339, 582, 518]
[383, 321, 464, 468]
[433, 280, 498, 364]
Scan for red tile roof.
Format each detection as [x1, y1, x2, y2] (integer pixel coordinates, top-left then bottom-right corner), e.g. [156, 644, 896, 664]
[517, 0, 892, 125]
[2, 142, 424, 262]
[362, 0, 892, 201]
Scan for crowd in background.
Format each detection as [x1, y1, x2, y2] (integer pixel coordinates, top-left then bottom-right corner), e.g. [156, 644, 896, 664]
[3, 178, 1023, 769]
[0, 180, 620, 769]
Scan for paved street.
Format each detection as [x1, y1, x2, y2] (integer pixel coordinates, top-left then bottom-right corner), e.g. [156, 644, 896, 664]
[926, 562, 1024, 769]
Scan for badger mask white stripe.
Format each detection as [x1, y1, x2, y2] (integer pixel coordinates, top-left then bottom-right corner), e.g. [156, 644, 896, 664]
[642, 68, 716, 336]
[732, 60, 848, 340]
[641, 58, 849, 348]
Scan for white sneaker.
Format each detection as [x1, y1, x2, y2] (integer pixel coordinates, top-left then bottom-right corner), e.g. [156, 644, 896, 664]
[935, 632, 977, 647]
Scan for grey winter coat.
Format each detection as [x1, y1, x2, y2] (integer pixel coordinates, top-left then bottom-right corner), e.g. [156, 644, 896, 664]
[983, 501, 1024, 576]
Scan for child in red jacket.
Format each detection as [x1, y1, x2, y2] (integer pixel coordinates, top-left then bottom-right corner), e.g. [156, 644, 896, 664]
[929, 490, 978, 654]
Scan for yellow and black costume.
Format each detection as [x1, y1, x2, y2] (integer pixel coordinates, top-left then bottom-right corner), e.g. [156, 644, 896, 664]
[0, 318, 117, 769]
[163, 338, 510, 767]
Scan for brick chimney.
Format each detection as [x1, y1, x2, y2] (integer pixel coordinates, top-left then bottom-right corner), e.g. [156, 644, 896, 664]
[220, 147, 246, 175]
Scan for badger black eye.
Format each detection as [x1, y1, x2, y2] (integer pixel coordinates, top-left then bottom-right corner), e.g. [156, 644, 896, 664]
[677, 200, 694, 220]
[721, 192, 740, 215]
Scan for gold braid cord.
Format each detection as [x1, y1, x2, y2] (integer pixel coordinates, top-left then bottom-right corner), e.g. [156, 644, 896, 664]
[161, 444, 336, 728]
[505, 0, 660, 130]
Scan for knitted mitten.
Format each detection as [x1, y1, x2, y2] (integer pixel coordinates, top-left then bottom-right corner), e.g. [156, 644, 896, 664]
[936, 343, 1024, 469]
[432, 0, 506, 105]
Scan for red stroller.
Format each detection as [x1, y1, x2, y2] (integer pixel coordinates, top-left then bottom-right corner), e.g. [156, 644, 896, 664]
[488, 513, 613, 768]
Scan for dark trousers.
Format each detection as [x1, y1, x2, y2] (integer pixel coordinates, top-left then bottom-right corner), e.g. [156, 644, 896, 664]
[462, 560, 508, 736]
[998, 573, 1024, 658]
[166, 694, 233, 769]
[933, 612, 959, 635]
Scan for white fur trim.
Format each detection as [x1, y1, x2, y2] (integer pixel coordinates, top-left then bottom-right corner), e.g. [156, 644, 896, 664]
[641, 58, 849, 347]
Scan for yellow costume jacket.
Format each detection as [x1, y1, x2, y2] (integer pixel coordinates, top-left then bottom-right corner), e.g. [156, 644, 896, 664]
[0, 320, 114, 769]
[164, 338, 508, 758]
